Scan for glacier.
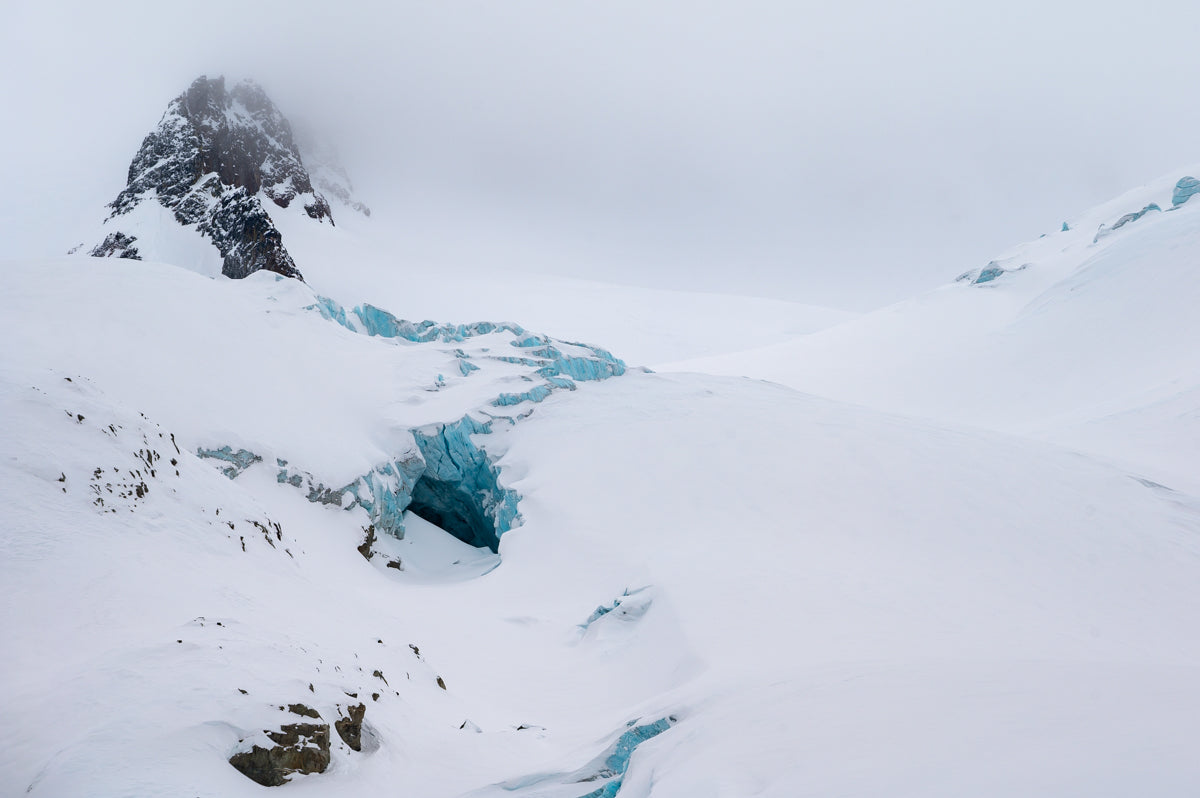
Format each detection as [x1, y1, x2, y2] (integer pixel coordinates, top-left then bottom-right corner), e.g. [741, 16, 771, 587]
[208, 416, 518, 550]
[192, 291, 627, 548]
[9, 146, 1200, 797]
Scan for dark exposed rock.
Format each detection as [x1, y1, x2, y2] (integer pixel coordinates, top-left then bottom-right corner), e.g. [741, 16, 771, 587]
[200, 188, 302, 279]
[229, 722, 331, 786]
[334, 703, 366, 751]
[90, 232, 141, 260]
[94, 75, 334, 280]
[357, 524, 376, 560]
[287, 703, 321, 719]
[111, 76, 329, 219]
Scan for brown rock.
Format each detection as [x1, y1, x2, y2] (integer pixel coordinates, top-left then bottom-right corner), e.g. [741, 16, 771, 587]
[334, 703, 366, 751]
[287, 703, 321, 719]
[229, 722, 330, 786]
[357, 524, 376, 560]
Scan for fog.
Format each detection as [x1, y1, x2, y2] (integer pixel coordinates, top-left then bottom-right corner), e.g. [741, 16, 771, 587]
[4, 0, 1199, 309]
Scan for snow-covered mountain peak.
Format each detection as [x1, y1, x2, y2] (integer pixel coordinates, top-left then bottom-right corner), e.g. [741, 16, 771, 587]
[87, 75, 368, 281]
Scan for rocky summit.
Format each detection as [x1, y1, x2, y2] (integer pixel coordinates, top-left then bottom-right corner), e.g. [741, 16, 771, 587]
[90, 76, 350, 280]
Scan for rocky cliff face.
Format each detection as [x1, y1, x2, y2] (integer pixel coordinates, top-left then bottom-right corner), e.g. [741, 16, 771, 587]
[91, 76, 359, 280]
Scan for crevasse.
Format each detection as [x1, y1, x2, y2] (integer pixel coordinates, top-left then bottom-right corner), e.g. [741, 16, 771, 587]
[204, 296, 631, 550]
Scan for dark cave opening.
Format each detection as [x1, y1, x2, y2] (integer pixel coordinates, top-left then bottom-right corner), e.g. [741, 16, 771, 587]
[406, 475, 501, 553]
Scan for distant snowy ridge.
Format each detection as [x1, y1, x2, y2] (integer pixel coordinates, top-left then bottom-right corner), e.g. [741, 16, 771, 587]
[953, 169, 1200, 287]
[664, 163, 1200, 492]
[86, 75, 367, 280]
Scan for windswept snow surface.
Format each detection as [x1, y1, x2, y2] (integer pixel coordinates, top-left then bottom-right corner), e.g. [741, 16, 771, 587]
[267, 204, 857, 367]
[3, 254, 1200, 795]
[665, 165, 1200, 493]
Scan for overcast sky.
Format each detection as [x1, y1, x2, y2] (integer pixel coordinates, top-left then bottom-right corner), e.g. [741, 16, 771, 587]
[4, 0, 1200, 309]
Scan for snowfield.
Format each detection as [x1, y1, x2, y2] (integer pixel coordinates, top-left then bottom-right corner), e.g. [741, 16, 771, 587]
[4, 167, 1200, 796]
[664, 165, 1200, 495]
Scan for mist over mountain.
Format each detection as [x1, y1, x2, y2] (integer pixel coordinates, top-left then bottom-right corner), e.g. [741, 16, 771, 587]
[8, 1, 1200, 308]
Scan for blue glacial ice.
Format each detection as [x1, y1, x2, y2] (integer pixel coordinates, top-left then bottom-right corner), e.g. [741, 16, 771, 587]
[495, 716, 677, 798]
[196, 446, 262, 478]
[580, 587, 654, 630]
[493, 385, 555, 407]
[346, 457, 427, 536]
[309, 295, 626, 408]
[1094, 203, 1161, 242]
[284, 295, 632, 547]
[311, 295, 529, 343]
[956, 261, 1030, 285]
[274, 454, 425, 538]
[409, 415, 521, 551]
[575, 717, 676, 798]
[974, 263, 1006, 284]
[1173, 176, 1200, 207]
[269, 421, 518, 551]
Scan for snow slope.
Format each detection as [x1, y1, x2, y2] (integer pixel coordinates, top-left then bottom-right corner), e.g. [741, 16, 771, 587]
[665, 166, 1200, 492]
[269, 206, 857, 367]
[76, 181, 854, 368]
[3, 255, 1200, 796]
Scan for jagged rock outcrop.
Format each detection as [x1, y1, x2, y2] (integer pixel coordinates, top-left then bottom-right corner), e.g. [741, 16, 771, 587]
[90, 232, 140, 259]
[334, 703, 367, 751]
[229, 722, 331, 786]
[92, 75, 340, 280]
